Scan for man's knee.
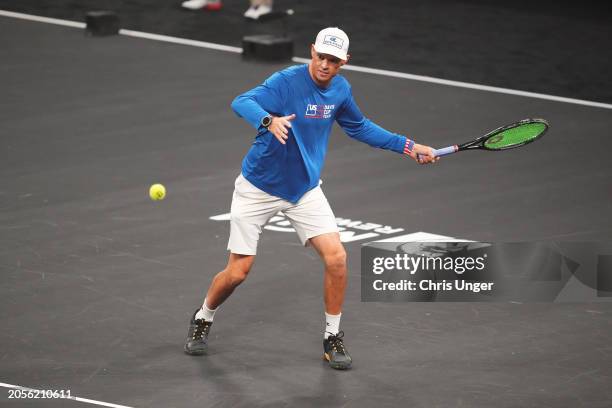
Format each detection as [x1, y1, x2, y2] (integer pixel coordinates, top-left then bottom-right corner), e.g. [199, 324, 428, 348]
[225, 264, 250, 285]
[324, 248, 347, 273]
[225, 254, 254, 286]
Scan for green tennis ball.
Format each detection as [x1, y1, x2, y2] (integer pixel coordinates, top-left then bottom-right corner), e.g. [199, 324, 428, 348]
[149, 183, 166, 201]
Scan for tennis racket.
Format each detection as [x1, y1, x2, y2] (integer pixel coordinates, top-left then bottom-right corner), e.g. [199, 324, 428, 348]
[419, 118, 549, 159]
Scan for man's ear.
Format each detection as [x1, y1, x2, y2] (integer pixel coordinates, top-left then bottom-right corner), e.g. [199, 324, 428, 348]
[341, 54, 351, 66]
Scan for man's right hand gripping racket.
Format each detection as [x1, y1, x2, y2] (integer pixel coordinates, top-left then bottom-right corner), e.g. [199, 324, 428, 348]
[420, 118, 549, 159]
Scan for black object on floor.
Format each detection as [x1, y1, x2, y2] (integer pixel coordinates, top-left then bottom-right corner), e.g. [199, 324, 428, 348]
[85, 10, 120, 36]
[242, 34, 294, 62]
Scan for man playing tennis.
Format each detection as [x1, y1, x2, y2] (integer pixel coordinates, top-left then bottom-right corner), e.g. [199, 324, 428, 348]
[184, 27, 438, 370]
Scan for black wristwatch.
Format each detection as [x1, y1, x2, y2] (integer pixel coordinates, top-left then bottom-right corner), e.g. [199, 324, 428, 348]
[261, 114, 273, 128]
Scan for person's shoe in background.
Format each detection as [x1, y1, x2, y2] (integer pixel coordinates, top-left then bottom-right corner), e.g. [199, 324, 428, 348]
[182, 0, 222, 11]
[244, 4, 272, 20]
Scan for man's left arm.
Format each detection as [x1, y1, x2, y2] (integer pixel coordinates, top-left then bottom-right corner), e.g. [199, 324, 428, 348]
[336, 93, 437, 164]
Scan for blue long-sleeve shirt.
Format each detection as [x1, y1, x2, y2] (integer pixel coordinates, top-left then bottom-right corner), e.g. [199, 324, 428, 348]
[231, 64, 407, 203]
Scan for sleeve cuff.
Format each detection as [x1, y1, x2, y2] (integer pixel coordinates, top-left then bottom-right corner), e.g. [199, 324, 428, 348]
[403, 138, 415, 155]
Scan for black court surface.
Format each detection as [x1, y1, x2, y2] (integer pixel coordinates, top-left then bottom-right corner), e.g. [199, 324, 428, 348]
[2, 13, 612, 408]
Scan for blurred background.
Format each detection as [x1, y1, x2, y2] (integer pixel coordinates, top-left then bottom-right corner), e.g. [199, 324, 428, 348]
[1, 0, 611, 103]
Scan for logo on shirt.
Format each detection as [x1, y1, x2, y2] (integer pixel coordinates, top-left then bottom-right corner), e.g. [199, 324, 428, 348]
[305, 104, 335, 119]
[323, 35, 344, 50]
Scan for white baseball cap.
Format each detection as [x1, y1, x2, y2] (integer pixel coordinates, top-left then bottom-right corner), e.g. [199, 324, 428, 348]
[314, 27, 349, 61]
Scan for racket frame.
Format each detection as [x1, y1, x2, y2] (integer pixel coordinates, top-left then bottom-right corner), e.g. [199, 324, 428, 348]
[457, 118, 549, 152]
[426, 118, 549, 158]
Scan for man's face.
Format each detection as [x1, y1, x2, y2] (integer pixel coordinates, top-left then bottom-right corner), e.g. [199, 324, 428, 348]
[309, 45, 348, 86]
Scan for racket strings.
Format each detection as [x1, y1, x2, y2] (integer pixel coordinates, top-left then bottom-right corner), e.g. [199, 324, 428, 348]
[484, 122, 546, 149]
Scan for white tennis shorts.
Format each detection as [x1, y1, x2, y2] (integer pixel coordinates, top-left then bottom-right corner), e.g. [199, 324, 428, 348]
[228, 174, 339, 255]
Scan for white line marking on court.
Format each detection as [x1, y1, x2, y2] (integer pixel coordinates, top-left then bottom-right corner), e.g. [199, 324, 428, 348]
[372, 231, 473, 243]
[293, 57, 612, 110]
[0, 9, 85, 28]
[119, 29, 242, 53]
[2, 8, 611, 110]
[0, 382, 134, 408]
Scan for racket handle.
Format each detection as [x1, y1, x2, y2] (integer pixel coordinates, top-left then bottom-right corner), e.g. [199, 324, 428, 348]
[416, 145, 458, 160]
[432, 145, 459, 157]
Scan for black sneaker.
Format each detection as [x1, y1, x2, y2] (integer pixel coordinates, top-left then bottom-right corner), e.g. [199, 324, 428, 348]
[184, 308, 213, 355]
[323, 331, 352, 370]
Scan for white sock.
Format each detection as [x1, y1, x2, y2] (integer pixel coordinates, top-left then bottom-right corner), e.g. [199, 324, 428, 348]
[324, 312, 341, 339]
[195, 299, 217, 321]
